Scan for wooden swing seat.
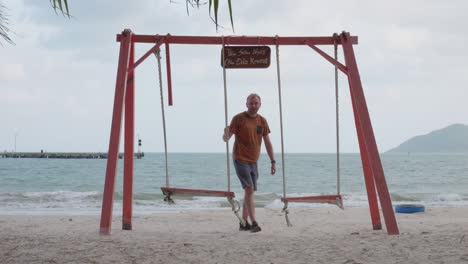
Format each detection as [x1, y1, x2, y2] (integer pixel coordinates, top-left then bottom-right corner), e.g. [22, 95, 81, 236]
[161, 187, 235, 198]
[281, 194, 343, 209]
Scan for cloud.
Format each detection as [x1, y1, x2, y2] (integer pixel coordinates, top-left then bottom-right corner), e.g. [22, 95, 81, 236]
[0, 63, 25, 81]
[1, 0, 467, 153]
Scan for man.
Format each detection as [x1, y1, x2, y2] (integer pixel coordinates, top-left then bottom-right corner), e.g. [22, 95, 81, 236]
[223, 93, 276, 233]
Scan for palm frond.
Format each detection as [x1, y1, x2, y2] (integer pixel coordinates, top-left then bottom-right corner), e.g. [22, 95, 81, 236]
[213, 0, 219, 31]
[0, 3, 14, 45]
[183, 0, 234, 32]
[227, 0, 234, 32]
[50, 0, 70, 18]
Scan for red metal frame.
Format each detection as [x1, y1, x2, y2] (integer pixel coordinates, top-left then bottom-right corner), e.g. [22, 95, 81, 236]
[340, 32, 399, 234]
[116, 35, 358, 45]
[122, 41, 135, 230]
[165, 41, 173, 106]
[129, 38, 166, 73]
[349, 78, 382, 230]
[99, 30, 133, 235]
[100, 30, 399, 235]
[306, 43, 348, 75]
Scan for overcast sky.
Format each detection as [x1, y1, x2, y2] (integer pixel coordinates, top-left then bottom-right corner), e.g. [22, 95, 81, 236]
[1, 0, 467, 153]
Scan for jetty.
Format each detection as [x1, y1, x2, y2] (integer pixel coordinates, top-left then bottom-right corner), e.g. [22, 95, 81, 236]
[0, 152, 144, 159]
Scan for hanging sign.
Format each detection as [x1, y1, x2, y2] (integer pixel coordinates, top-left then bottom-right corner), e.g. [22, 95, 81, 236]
[221, 46, 271, 69]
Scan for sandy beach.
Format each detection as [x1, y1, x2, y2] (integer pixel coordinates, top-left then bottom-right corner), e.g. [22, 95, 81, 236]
[1, 207, 467, 263]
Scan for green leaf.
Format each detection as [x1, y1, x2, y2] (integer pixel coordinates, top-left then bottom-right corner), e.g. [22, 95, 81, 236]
[50, 0, 57, 14]
[186, 0, 235, 32]
[213, 0, 219, 31]
[0, 3, 14, 45]
[57, 0, 63, 13]
[50, 0, 70, 17]
[227, 0, 234, 32]
[63, 0, 70, 18]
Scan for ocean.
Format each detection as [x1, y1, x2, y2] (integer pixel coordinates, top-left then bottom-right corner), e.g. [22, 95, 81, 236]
[0, 153, 467, 215]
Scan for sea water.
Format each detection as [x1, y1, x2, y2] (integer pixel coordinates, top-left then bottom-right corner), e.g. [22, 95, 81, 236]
[0, 153, 466, 215]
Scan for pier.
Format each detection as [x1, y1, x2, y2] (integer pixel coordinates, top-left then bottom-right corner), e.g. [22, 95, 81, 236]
[0, 152, 144, 159]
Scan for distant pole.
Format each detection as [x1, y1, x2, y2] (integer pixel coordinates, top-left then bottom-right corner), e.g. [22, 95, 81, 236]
[14, 133, 18, 153]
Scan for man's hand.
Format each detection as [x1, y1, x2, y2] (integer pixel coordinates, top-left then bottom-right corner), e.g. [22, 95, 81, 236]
[271, 163, 276, 175]
[222, 126, 231, 142]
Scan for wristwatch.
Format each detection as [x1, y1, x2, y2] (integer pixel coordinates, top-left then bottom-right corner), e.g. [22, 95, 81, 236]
[271, 160, 276, 164]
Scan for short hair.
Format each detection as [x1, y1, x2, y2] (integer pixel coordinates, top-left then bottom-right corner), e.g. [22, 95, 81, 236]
[246, 93, 261, 102]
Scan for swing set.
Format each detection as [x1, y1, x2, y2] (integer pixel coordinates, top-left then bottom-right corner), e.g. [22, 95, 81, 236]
[99, 29, 399, 235]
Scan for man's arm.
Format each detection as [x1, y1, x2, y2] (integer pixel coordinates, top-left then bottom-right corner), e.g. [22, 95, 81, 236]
[263, 134, 276, 175]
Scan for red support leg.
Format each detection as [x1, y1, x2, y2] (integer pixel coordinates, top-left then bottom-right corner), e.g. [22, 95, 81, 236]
[350, 100, 382, 230]
[122, 40, 135, 230]
[341, 32, 399, 235]
[100, 29, 133, 235]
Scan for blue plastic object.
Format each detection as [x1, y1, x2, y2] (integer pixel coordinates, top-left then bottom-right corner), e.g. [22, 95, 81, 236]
[395, 204, 425, 213]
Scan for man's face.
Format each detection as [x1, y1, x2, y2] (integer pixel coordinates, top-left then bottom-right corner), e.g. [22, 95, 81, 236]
[246, 96, 261, 115]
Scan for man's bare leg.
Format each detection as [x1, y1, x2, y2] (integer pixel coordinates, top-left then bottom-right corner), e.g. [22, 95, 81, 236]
[245, 187, 255, 223]
[245, 186, 261, 232]
[242, 193, 249, 222]
[239, 188, 253, 230]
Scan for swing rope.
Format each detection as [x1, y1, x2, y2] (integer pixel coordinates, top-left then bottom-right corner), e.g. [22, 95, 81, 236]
[154, 49, 170, 190]
[333, 33, 341, 196]
[274, 36, 287, 201]
[221, 36, 244, 224]
[221, 36, 231, 193]
[278, 34, 344, 226]
[274, 35, 292, 227]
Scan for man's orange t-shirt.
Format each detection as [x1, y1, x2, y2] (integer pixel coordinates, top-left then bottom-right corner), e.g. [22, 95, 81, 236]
[229, 112, 270, 163]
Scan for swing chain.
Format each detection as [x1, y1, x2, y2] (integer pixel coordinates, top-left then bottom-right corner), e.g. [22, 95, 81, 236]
[336, 197, 344, 210]
[282, 200, 292, 227]
[227, 197, 244, 225]
[163, 191, 175, 204]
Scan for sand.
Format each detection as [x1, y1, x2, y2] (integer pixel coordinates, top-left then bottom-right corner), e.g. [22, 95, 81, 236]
[1, 207, 467, 264]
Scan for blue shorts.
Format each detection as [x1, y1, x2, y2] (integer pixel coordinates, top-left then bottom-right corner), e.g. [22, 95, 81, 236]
[233, 160, 259, 191]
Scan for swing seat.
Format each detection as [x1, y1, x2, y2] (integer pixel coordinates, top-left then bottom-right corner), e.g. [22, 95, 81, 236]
[282, 194, 343, 209]
[161, 187, 235, 198]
